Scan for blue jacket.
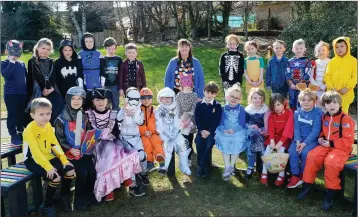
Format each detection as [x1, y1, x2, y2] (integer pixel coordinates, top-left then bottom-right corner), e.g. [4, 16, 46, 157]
[164, 57, 205, 99]
[78, 50, 103, 90]
[195, 100, 222, 134]
[294, 107, 323, 146]
[1, 59, 27, 95]
[266, 55, 289, 90]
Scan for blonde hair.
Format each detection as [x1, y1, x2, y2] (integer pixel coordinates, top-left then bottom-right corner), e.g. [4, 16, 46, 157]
[314, 41, 330, 58]
[298, 89, 317, 102]
[226, 84, 242, 97]
[125, 43, 137, 51]
[225, 34, 240, 45]
[33, 38, 54, 57]
[248, 88, 265, 105]
[321, 91, 342, 107]
[293, 39, 306, 48]
[30, 97, 52, 113]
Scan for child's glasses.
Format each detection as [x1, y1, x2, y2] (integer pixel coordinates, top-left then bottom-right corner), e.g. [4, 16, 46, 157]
[229, 95, 240, 101]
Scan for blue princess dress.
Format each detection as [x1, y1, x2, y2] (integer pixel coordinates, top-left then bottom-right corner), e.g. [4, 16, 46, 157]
[215, 104, 247, 154]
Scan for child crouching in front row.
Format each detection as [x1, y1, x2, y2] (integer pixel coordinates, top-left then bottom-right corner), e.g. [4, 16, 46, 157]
[298, 91, 355, 211]
[23, 98, 75, 217]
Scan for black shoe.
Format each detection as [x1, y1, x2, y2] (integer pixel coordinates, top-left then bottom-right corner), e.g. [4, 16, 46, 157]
[243, 169, 254, 180]
[321, 189, 336, 211]
[129, 185, 145, 197]
[61, 196, 73, 212]
[137, 174, 150, 186]
[196, 167, 204, 177]
[85, 194, 101, 206]
[297, 182, 313, 200]
[74, 197, 87, 211]
[158, 168, 167, 176]
[39, 204, 57, 217]
[147, 162, 157, 173]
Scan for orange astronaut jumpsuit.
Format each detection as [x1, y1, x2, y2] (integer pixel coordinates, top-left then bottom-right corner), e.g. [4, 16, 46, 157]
[139, 104, 165, 163]
[302, 110, 355, 190]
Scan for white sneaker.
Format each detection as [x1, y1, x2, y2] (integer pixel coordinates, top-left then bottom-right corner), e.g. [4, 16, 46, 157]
[222, 166, 233, 179]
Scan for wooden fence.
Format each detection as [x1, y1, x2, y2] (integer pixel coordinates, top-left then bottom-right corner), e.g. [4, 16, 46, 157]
[71, 29, 124, 48]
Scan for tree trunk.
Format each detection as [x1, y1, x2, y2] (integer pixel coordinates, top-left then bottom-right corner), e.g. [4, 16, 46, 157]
[181, 6, 187, 38]
[221, 1, 232, 41]
[68, 2, 82, 42]
[207, 1, 212, 40]
[81, 3, 86, 34]
[138, 1, 148, 43]
[188, 2, 199, 41]
[172, 2, 184, 39]
[115, 2, 128, 44]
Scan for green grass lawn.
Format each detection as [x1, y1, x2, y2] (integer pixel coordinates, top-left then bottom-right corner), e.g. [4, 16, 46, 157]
[1, 46, 356, 216]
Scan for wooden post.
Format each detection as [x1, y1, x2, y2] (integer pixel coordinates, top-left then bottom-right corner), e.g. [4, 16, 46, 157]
[8, 183, 28, 217]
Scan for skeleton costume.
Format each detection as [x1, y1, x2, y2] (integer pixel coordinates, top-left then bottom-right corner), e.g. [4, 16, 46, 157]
[219, 47, 244, 91]
[116, 87, 147, 175]
[86, 88, 141, 202]
[154, 88, 191, 175]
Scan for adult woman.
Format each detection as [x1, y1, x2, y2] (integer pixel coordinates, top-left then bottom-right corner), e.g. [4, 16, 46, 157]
[164, 39, 205, 100]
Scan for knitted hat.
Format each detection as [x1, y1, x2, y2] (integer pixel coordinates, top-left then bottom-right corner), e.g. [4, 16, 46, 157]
[180, 74, 193, 87]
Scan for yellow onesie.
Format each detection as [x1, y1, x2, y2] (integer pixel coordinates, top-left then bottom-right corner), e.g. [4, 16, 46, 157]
[324, 37, 357, 114]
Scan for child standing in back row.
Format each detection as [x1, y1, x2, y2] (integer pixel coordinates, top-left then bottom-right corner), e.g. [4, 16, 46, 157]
[119, 43, 146, 96]
[243, 41, 265, 94]
[78, 32, 105, 91]
[266, 40, 289, 98]
[324, 37, 357, 114]
[103, 37, 122, 110]
[219, 34, 245, 91]
[286, 39, 312, 111]
[1, 40, 27, 145]
[309, 41, 331, 108]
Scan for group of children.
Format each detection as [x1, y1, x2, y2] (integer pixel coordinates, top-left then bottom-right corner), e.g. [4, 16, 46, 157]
[1, 32, 356, 216]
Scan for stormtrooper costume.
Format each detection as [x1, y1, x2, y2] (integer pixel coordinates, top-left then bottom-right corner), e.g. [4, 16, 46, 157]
[154, 87, 191, 175]
[117, 87, 147, 174]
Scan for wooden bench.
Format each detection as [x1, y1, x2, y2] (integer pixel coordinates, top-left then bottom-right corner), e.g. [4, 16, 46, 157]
[1, 163, 43, 217]
[339, 154, 357, 206]
[1, 143, 22, 167]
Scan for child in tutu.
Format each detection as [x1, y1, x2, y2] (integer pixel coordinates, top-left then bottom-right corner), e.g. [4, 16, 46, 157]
[244, 88, 270, 180]
[155, 87, 191, 176]
[86, 88, 144, 202]
[215, 84, 247, 181]
[260, 93, 294, 186]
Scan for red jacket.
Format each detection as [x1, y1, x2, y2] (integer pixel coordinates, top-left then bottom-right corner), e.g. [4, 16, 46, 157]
[119, 59, 146, 92]
[321, 111, 355, 154]
[264, 109, 294, 149]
